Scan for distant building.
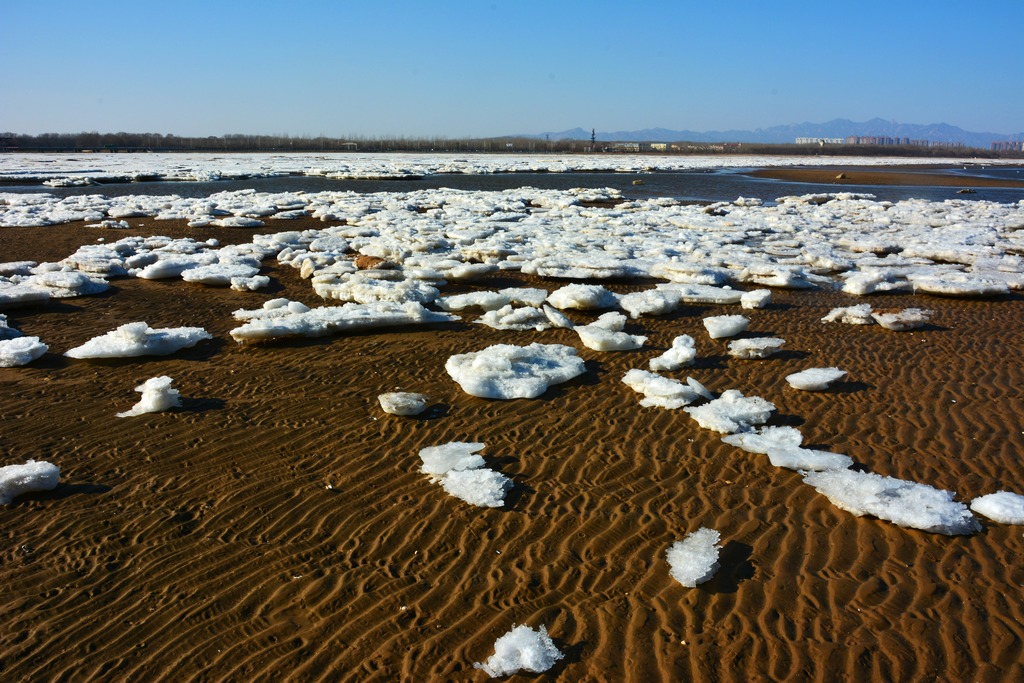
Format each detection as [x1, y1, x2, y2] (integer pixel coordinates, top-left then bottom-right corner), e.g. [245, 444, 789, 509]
[648, 143, 668, 152]
[991, 140, 1024, 152]
[606, 142, 641, 152]
[795, 137, 844, 145]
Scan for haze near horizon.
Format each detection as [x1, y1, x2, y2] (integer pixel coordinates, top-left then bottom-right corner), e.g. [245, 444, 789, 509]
[2, 0, 1022, 139]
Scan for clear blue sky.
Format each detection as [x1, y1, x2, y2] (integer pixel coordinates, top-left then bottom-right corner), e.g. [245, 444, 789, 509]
[3, 0, 1022, 138]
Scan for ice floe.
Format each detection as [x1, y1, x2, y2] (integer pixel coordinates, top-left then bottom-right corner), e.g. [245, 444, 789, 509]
[703, 315, 748, 339]
[575, 311, 647, 351]
[445, 343, 586, 399]
[622, 369, 705, 409]
[728, 337, 785, 359]
[0, 460, 60, 504]
[546, 283, 619, 311]
[116, 376, 181, 417]
[65, 322, 212, 359]
[803, 469, 980, 535]
[649, 334, 697, 372]
[378, 392, 429, 416]
[723, 426, 853, 472]
[418, 442, 511, 508]
[230, 301, 456, 342]
[684, 389, 775, 433]
[474, 623, 564, 677]
[970, 491, 1024, 525]
[666, 527, 722, 587]
[785, 367, 847, 391]
[871, 308, 933, 331]
[0, 336, 48, 367]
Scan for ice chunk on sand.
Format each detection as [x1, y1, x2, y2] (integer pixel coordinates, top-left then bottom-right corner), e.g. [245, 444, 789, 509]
[542, 304, 575, 330]
[477, 305, 550, 331]
[474, 624, 564, 677]
[622, 369, 702, 409]
[438, 291, 510, 312]
[546, 283, 619, 310]
[909, 273, 1009, 298]
[116, 376, 181, 417]
[822, 304, 875, 325]
[803, 469, 980, 535]
[575, 323, 647, 351]
[0, 460, 60, 504]
[0, 336, 48, 367]
[970, 491, 1024, 525]
[446, 343, 586, 399]
[181, 263, 260, 286]
[666, 527, 721, 587]
[65, 322, 212, 359]
[872, 308, 933, 331]
[728, 337, 785, 359]
[418, 442, 511, 508]
[649, 334, 696, 372]
[723, 426, 852, 471]
[378, 392, 429, 417]
[684, 389, 774, 433]
[740, 288, 771, 310]
[26, 270, 108, 298]
[703, 315, 748, 339]
[419, 442, 487, 478]
[229, 302, 456, 342]
[0, 283, 50, 308]
[618, 288, 681, 318]
[785, 367, 847, 391]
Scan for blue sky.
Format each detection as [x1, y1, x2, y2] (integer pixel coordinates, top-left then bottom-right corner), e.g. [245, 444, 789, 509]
[3, 0, 1022, 137]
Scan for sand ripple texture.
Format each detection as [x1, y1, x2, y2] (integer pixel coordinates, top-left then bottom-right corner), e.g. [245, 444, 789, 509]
[2, 221, 1023, 682]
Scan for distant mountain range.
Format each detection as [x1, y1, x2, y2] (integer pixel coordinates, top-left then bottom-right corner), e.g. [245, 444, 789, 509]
[526, 118, 1022, 149]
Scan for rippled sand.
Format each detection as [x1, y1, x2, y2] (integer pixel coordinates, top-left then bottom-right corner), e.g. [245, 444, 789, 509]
[2, 218, 1023, 681]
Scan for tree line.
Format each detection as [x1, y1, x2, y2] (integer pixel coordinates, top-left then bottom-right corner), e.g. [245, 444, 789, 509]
[1, 131, 1013, 158]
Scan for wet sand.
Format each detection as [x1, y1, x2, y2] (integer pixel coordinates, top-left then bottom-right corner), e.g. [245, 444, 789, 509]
[748, 166, 1024, 189]
[2, 218, 1023, 681]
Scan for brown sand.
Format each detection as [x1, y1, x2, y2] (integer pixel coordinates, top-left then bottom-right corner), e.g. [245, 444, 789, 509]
[748, 166, 1024, 189]
[2, 219, 1023, 682]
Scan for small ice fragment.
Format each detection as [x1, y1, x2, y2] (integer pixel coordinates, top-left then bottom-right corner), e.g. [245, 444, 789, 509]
[622, 369, 702, 409]
[872, 308, 933, 331]
[419, 442, 486, 478]
[666, 527, 721, 587]
[785, 367, 847, 391]
[440, 468, 512, 508]
[542, 304, 575, 329]
[728, 337, 785, 359]
[116, 376, 181, 417]
[576, 324, 647, 351]
[378, 392, 429, 416]
[0, 460, 60, 504]
[474, 624, 564, 677]
[822, 304, 875, 325]
[649, 335, 696, 372]
[740, 289, 771, 310]
[546, 283, 619, 310]
[703, 315, 748, 339]
[970, 491, 1024, 525]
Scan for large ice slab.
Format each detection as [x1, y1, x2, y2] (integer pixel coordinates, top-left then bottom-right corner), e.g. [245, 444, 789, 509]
[803, 469, 980, 535]
[0, 336, 48, 367]
[684, 389, 775, 433]
[446, 343, 586, 399]
[230, 301, 456, 342]
[65, 322, 212, 359]
[703, 315, 748, 339]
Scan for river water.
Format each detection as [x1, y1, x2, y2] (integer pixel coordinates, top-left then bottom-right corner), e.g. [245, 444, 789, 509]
[4, 168, 1024, 204]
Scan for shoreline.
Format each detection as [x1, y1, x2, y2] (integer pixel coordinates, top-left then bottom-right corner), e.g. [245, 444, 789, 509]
[746, 166, 1024, 188]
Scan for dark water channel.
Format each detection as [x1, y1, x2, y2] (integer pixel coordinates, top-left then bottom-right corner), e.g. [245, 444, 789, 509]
[4, 168, 1024, 205]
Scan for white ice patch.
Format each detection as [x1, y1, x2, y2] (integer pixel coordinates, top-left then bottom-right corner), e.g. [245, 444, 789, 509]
[229, 301, 456, 342]
[418, 442, 511, 508]
[0, 336, 48, 367]
[618, 288, 681, 318]
[116, 376, 181, 417]
[181, 263, 260, 286]
[728, 337, 785, 359]
[703, 315, 748, 339]
[872, 308, 933, 331]
[546, 283, 619, 310]
[740, 288, 771, 309]
[785, 367, 847, 391]
[666, 527, 721, 588]
[649, 334, 697, 372]
[970, 491, 1024, 525]
[25, 270, 108, 298]
[575, 323, 647, 351]
[65, 322, 212, 359]
[821, 304, 875, 325]
[445, 343, 586, 399]
[476, 305, 551, 331]
[542, 304, 575, 329]
[621, 369, 703, 409]
[684, 389, 775, 433]
[474, 624, 564, 677]
[0, 460, 60, 504]
[803, 469, 980, 535]
[378, 392, 429, 416]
